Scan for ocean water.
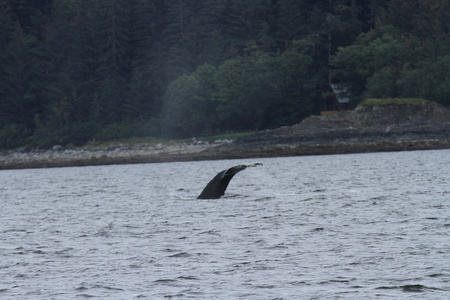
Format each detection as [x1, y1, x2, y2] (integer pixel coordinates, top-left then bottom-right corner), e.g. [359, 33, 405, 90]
[1, 149, 449, 299]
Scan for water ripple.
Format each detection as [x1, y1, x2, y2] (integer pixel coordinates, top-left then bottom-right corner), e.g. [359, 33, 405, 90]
[0, 150, 449, 299]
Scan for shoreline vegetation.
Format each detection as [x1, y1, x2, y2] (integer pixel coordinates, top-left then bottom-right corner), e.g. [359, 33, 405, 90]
[1, 99, 449, 170]
[2, 2, 450, 159]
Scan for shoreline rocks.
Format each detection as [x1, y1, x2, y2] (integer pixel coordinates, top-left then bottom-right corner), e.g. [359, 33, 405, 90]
[0, 143, 218, 170]
[1, 137, 448, 170]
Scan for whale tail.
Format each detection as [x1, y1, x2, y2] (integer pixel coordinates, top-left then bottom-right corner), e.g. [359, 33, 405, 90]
[197, 163, 263, 199]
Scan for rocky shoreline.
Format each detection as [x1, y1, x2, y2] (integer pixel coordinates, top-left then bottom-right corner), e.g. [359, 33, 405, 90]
[0, 143, 221, 170]
[1, 100, 449, 170]
[1, 138, 448, 170]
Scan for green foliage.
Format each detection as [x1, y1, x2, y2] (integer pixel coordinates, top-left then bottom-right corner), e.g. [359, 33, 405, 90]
[162, 45, 313, 138]
[30, 126, 67, 148]
[0, 123, 30, 148]
[0, 0, 448, 149]
[218, 44, 313, 130]
[333, 0, 450, 106]
[95, 119, 161, 141]
[365, 66, 398, 99]
[359, 98, 427, 107]
[332, 26, 403, 104]
[397, 55, 450, 106]
[30, 121, 95, 148]
[95, 122, 135, 141]
[162, 63, 217, 138]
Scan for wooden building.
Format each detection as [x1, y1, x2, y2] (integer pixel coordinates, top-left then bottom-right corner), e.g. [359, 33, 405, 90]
[321, 84, 351, 115]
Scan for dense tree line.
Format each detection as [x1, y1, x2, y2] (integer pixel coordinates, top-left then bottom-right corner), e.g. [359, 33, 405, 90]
[0, 0, 449, 148]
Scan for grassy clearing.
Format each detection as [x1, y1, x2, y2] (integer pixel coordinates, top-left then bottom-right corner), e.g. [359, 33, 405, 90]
[82, 137, 175, 150]
[359, 98, 428, 107]
[81, 132, 253, 150]
[194, 132, 253, 143]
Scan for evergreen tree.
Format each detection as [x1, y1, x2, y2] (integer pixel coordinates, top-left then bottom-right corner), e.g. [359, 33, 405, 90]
[0, 0, 448, 148]
[0, 0, 15, 50]
[126, 0, 166, 119]
[94, 0, 132, 123]
[0, 23, 42, 127]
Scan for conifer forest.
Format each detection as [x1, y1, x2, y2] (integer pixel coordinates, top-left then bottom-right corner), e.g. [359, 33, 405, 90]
[1, 0, 449, 148]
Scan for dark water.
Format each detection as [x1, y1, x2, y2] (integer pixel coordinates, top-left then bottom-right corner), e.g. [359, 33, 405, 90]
[1, 150, 449, 299]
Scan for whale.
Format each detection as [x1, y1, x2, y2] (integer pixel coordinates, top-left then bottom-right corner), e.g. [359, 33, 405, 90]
[197, 163, 263, 199]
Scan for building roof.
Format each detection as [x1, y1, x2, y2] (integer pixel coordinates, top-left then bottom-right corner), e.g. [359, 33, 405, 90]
[330, 84, 350, 104]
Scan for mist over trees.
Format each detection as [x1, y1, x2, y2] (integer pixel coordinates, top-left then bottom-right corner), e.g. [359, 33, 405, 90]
[0, 0, 449, 148]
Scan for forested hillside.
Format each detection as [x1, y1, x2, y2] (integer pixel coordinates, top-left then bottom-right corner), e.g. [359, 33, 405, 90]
[1, 0, 449, 149]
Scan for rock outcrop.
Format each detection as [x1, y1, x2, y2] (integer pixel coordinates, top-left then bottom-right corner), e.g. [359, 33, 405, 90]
[220, 99, 450, 151]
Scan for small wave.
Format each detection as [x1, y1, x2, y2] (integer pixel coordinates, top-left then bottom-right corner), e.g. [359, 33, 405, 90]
[162, 292, 186, 298]
[92, 285, 124, 291]
[253, 196, 275, 201]
[168, 252, 191, 258]
[55, 247, 74, 253]
[312, 227, 325, 232]
[177, 275, 199, 280]
[3, 228, 27, 233]
[154, 278, 177, 283]
[12, 247, 47, 255]
[75, 284, 124, 292]
[376, 284, 443, 293]
[76, 293, 96, 298]
[222, 193, 243, 199]
[255, 284, 275, 289]
[370, 195, 389, 201]
[199, 229, 220, 235]
[232, 261, 251, 268]
[265, 243, 289, 249]
[329, 279, 352, 283]
[94, 229, 111, 237]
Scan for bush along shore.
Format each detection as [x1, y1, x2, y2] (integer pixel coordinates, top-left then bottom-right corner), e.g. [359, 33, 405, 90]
[1, 99, 449, 170]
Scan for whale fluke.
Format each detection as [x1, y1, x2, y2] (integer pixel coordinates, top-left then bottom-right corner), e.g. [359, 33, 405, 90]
[197, 163, 263, 199]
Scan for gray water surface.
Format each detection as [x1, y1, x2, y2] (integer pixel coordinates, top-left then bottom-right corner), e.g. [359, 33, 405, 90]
[1, 150, 449, 299]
